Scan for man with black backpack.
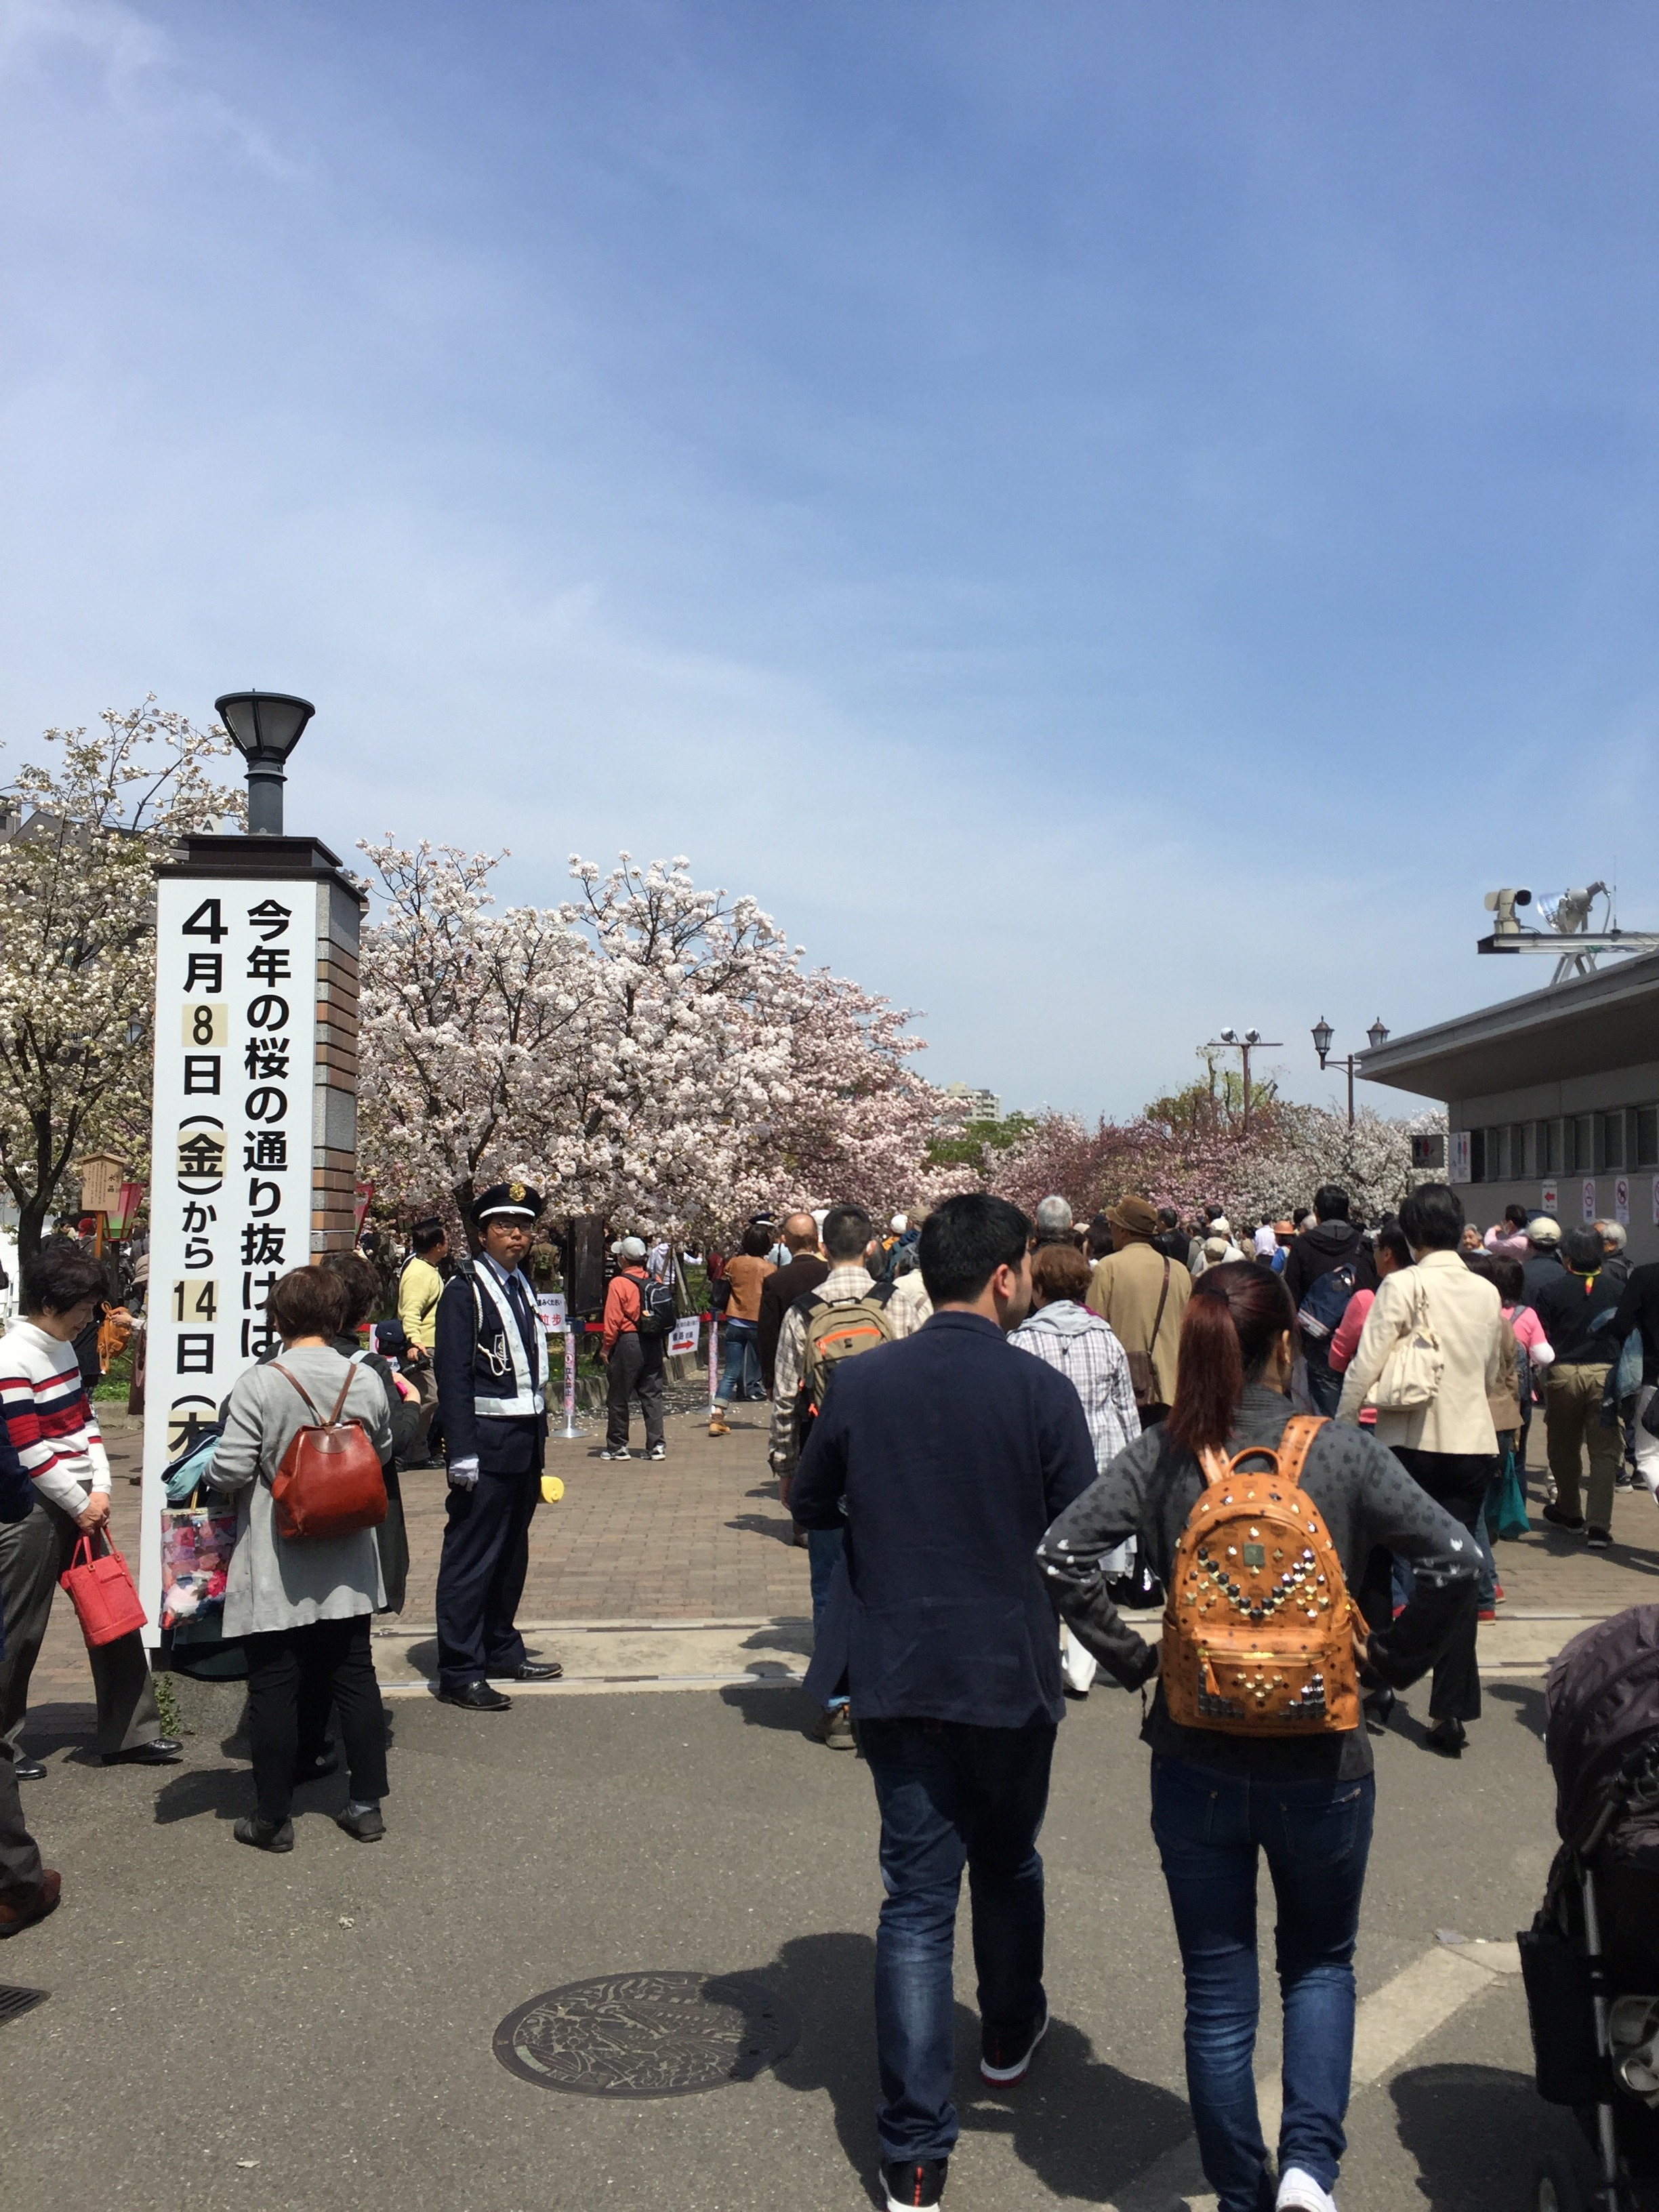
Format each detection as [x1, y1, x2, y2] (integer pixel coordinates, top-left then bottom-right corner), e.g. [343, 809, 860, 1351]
[1284, 1184, 1364, 1416]
[599, 1237, 672, 1462]
[769, 1203, 894, 1746]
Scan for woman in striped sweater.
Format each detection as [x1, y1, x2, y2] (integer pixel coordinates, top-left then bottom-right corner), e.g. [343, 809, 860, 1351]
[0, 1241, 179, 1774]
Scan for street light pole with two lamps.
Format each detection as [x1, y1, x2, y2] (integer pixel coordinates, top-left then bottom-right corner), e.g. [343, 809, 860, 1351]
[1202, 1027, 1283, 1143]
[1311, 1015, 1391, 1127]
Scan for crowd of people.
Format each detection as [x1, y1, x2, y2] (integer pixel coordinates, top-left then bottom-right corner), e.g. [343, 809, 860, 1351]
[0, 1167, 1650, 2212]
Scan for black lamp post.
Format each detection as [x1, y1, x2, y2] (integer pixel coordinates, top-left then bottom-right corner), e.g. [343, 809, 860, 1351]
[1312, 1017, 1391, 1126]
[216, 690, 315, 835]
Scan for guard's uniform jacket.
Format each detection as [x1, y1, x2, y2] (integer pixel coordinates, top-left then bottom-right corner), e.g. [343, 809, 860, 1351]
[434, 1255, 548, 1475]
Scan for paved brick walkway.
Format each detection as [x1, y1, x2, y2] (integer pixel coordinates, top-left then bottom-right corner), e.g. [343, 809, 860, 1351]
[31, 1398, 808, 1708]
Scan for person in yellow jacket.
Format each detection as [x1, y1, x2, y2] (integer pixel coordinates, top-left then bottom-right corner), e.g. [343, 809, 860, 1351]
[398, 1218, 448, 1349]
[396, 1217, 449, 1456]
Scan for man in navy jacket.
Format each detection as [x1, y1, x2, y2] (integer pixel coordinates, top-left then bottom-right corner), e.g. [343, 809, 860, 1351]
[792, 1193, 1097, 2212]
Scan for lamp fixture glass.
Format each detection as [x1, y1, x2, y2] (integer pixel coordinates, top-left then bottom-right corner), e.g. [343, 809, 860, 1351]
[1310, 1017, 1334, 1065]
[1366, 1018, 1390, 1050]
[216, 691, 314, 764]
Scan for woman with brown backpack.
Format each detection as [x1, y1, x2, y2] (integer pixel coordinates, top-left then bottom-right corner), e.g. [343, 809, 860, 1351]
[1037, 1263, 1478, 2212]
[209, 1266, 392, 1853]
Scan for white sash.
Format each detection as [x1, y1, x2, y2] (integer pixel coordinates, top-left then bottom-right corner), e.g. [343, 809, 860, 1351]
[472, 1263, 546, 1418]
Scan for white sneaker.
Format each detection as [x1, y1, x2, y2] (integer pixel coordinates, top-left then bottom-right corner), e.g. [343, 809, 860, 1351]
[598, 1447, 632, 1462]
[648, 1443, 666, 1461]
[1277, 2167, 1337, 2212]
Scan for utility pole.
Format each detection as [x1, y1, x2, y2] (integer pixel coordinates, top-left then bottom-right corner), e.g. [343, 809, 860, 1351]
[1204, 1028, 1282, 1144]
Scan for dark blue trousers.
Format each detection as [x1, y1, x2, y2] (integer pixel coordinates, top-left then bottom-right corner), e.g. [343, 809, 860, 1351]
[434, 1465, 539, 1689]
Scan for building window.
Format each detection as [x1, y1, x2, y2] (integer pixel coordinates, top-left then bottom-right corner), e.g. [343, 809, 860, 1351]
[1568, 1115, 1595, 1174]
[1536, 1120, 1559, 1174]
[1507, 1123, 1528, 1179]
[1599, 1112, 1628, 1173]
[1637, 1108, 1659, 1170]
[1471, 1129, 1488, 1183]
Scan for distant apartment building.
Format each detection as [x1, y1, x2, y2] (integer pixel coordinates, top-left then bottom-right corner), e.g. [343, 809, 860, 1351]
[941, 1082, 1002, 1123]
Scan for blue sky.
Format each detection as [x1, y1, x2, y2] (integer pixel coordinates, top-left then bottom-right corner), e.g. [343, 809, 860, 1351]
[3, 2, 1657, 1120]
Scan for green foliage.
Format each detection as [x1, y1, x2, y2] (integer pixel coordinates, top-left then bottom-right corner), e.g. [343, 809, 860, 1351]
[926, 1112, 1036, 1172]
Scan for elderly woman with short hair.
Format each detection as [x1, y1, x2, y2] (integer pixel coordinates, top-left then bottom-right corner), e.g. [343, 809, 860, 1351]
[210, 1266, 392, 1852]
[0, 1240, 178, 1776]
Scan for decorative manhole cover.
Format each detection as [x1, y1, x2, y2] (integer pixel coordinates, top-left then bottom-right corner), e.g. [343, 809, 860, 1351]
[493, 1969, 800, 2097]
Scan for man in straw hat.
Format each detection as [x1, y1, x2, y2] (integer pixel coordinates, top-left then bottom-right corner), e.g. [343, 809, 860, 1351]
[1083, 1196, 1193, 1428]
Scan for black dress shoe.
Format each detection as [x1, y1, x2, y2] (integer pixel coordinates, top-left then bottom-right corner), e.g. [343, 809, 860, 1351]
[13, 1759, 45, 1782]
[233, 1816, 294, 1853]
[102, 1738, 184, 1767]
[493, 1660, 562, 1683]
[437, 1679, 512, 1712]
[1362, 1686, 1395, 1733]
[1425, 1715, 1467, 1758]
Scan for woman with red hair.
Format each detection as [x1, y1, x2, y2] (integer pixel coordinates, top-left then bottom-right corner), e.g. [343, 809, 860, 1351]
[1037, 1264, 1477, 2212]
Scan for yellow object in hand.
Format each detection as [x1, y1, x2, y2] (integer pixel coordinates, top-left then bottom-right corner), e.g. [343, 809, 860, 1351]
[539, 1474, 565, 1504]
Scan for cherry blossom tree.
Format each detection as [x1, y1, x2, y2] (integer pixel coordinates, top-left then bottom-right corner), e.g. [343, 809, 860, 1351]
[0, 700, 243, 1258]
[354, 839, 594, 1225]
[355, 846, 966, 1238]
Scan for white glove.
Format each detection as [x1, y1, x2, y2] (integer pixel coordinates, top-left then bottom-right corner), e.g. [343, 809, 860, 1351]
[447, 1456, 480, 1490]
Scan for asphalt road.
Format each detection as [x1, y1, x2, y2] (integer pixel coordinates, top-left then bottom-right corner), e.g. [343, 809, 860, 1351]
[1, 1666, 1586, 2212]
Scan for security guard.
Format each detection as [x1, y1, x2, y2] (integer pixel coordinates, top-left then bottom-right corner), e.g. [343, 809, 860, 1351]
[433, 1183, 562, 1709]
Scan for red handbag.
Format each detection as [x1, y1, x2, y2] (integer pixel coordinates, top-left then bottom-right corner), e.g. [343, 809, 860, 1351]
[59, 1532, 147, 1648]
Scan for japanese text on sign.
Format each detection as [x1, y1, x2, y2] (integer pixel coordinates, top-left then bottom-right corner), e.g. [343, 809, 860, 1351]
[146, 884, 316, 1472]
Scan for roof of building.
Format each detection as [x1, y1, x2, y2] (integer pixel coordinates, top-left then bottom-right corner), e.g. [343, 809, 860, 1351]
[1359, 949, 1659, 1102]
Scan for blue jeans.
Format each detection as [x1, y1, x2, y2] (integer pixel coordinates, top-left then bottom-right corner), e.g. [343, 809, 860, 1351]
[1149, 1755, 1376, 2212]
[805, 1528, 846, 1710]
[714, 1318, 758, 1406]
[861, 1719, 1054, 2162]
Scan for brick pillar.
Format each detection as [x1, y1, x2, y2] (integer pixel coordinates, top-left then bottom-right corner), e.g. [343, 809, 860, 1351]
[312, 872, 364, 1254]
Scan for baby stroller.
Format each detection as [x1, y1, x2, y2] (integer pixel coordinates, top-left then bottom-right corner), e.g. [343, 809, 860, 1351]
[1521, 1605, 1659, 2212]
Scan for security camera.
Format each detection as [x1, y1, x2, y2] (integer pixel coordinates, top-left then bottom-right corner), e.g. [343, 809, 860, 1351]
[1482, 888, 1532, 934]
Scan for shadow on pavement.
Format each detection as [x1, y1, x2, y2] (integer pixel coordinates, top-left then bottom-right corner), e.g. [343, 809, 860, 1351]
[726, 1513, 800, 1549]
[1389, 2060, 1563, 2209]
[151, 1765, 247, 1824]
[718, 1683, 824, 1735]
[757, 1929, 1190, 2205]
[1486, 1681, 1549, 1740]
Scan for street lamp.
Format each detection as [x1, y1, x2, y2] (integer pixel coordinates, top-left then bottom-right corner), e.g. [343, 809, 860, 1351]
[1204, 1026, 1283, 1142]
[1312, 1017, 1390, 1127]
[215, 690, 315, 836]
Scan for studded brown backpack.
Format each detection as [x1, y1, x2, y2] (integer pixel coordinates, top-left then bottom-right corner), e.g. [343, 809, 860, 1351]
[1160, 1414, 1360, 1736]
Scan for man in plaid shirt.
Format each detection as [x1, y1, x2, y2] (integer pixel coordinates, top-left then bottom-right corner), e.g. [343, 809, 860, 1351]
[1008, 1240, 1138, 1695]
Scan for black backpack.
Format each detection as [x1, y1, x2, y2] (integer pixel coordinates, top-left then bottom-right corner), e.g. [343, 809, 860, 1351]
[632, 1275, 678, 1339]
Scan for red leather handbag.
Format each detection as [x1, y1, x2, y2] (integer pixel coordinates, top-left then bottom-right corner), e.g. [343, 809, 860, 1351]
[268, 1364, 387, 1542]
[60, 1532, 147, 1648]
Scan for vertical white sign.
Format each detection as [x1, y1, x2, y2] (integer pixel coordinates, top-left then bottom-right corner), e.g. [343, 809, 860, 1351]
[1448, 1131, 1471, 1185]
[1582, 1177, 1598, 1223]
[1616, 1176, 1631, 1227]
[140, 878, 316, 1635]
[1542, 1180, 1559, 1216]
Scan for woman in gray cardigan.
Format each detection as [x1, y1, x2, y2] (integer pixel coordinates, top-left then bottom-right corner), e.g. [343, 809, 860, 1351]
[210, 1266, 393, 1852]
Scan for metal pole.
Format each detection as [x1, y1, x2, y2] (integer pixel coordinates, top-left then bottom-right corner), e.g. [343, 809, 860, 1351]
[554, 1319, 583, 1440]
[1347, 1058, 1355, 1128]
[245, 759, 286, 835]
[1242, 1042, 1252, 1143]
[708, 1305, 720, 1409]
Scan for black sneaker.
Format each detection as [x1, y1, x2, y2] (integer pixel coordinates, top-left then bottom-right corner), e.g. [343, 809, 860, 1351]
[1542, 1502, 1585, 1532]
[882, 2159, 947, 2211]
[1586, 1526, 1612, 1550]
[981, 2007, 1048, 2084]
